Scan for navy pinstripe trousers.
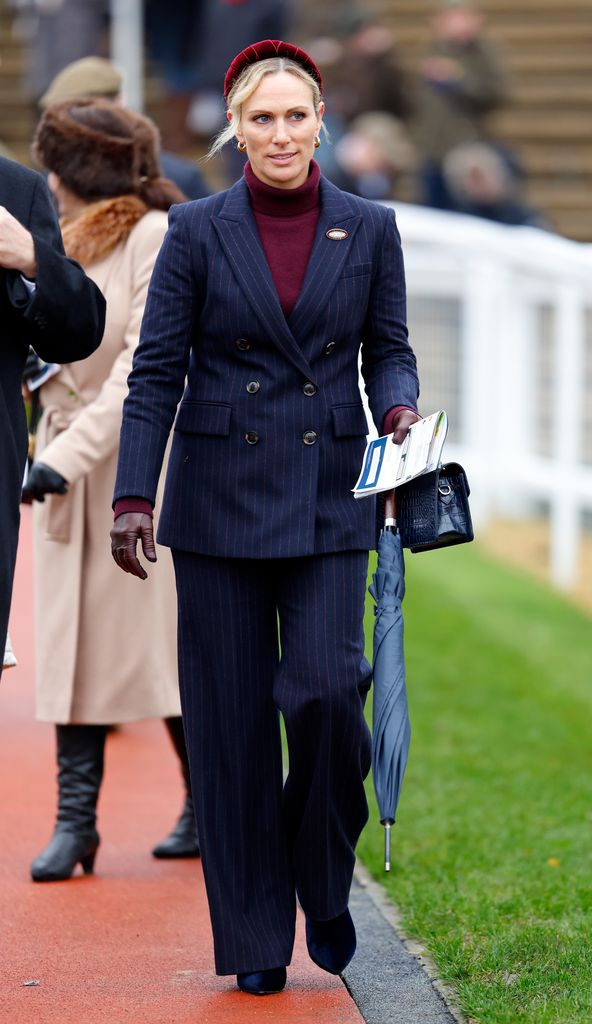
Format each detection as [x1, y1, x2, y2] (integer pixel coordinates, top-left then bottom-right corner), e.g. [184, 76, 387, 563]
[172, 548, 372, 976]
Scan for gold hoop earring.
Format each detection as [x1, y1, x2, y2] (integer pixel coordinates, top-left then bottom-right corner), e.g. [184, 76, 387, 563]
[314, 135, 321, 149]
[237, 141, 247, 153]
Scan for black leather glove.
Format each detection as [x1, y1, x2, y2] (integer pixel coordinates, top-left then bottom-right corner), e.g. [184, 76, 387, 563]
[22, 462, 68, 503]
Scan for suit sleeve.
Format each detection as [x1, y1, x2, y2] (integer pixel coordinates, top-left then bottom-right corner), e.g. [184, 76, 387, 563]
[5, 174, 105, 363]
[39, 217, 167, 485]
[361, 207, 419, 430]
[113, 204, 200, 506]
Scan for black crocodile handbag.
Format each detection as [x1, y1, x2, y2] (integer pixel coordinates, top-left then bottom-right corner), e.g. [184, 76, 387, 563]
[396, 462, 474, 553]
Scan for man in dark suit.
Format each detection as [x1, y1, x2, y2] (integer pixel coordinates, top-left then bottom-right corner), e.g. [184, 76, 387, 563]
[0, 156, 105, 672]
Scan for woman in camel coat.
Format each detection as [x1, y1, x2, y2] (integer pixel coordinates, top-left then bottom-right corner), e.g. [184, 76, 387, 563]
[26, 99, 199, 881]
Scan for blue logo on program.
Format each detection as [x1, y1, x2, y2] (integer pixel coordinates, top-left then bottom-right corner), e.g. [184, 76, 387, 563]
[358, 437, 388, 490]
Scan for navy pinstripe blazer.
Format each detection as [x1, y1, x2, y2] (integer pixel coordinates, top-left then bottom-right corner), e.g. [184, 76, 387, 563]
[113, 174, 419, 558]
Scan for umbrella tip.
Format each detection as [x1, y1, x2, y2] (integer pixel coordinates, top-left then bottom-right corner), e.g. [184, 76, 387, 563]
[383, 820, 393, 873]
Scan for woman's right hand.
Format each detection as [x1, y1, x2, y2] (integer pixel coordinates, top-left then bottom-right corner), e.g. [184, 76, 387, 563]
[110, 512, 157, 580]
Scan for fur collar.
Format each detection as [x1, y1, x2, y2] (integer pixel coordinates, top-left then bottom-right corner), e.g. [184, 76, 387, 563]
[61, 194, 148, 267]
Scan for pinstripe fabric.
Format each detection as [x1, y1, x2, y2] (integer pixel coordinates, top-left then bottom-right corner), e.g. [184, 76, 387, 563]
[113, 174, 418, 976]
[172, 548, 371, 976]
[113, 175, 419, 558]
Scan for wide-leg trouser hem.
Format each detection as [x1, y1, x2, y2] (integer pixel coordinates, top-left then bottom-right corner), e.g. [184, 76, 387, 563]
[214, 948, 294, 977]
[172, 549, 371, 976]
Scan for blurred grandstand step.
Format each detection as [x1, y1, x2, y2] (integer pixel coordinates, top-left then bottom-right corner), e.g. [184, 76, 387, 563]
[375, 0, 592, 240]
[525, 187, 592, 239]
[510, 82, 592, 109]
[534, 212, 592, 243]
[392, 23, 592, 46]
[0, 0, 34, 161]
[521, 146, 592, 176]
[504, 52, 592, 73]
[381, 0, 592, 14]
[491, 111, 592, 141]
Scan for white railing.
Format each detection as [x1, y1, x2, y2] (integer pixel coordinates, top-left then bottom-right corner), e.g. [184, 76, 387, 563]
[375, 203, 592, 590]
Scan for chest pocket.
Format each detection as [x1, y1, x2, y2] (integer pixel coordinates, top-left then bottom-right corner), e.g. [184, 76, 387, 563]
[174, 401, 232, 436]
[340, 262, 372, 279]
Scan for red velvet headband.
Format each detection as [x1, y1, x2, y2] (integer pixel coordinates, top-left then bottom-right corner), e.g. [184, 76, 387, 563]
[223, 39, 323, 100]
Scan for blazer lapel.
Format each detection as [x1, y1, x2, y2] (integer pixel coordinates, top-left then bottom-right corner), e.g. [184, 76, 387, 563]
[288, 177, 362, 339]
[212, 179, 315, 382]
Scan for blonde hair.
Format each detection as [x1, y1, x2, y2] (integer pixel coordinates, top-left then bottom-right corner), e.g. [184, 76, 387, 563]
[207, 57, 326, 159]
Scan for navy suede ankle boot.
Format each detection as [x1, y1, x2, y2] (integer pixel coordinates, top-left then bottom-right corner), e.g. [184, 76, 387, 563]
[236, 966, 287, 995]
[305, 908, 356, 975]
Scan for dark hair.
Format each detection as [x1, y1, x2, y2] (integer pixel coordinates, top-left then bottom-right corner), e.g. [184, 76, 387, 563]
[33, 99, 186, 210]
[136, 176, 187, 211]
[124, 107, 187, 209]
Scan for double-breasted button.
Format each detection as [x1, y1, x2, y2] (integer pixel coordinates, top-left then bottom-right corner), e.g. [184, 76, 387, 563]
[246, 380, 260, 394]
[303, 430, 317, 445]
[303, 382, 317, 397]
[245, 431, 260, 445]
[324, 341, 336, 355]
[236, 338, 251, 351]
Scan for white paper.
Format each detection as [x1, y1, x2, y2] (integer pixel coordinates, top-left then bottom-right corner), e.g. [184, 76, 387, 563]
[352, 411, 448, 499]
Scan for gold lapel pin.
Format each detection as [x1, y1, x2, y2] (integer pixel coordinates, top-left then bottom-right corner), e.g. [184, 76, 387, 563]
[325, 228, 349, 241]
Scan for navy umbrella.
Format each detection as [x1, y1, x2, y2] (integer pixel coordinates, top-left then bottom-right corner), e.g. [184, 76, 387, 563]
[369, 497, 411, 871]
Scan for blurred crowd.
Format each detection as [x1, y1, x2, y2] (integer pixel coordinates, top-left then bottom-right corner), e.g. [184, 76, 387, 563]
[6, 0, 550, 229]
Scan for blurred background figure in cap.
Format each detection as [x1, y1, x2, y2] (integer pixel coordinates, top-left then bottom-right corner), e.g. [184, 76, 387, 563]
[38, 56, 209, 201]
[413, 0, 507, 210]
[39, 55, 122, 108]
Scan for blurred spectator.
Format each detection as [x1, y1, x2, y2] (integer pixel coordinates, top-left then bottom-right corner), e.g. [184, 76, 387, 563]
[290, 0, 343, 40]
[189, 0, 290, 102]
[39, 57, 210, 200]
[413, 0, 506, 210]
[15, 0, 108, 101]
[27, 100, 199, 882]
[443, 142, 552, 228]
[334, 113, 416, 200]
[145, 0, 205, 150]
[145, 0, 204, 94]
[319, 12, 412, 129]
[303, 9, 412, 195]
[186, 0, 290, 182]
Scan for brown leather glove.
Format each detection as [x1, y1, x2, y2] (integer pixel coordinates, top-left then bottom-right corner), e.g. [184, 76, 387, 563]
[390, 407, 422, 444]
[110, 512, 157, 581]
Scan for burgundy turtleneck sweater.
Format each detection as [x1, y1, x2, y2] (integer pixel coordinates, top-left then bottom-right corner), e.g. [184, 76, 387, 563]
[244, 158, 321, 318]
[114, 162, 408, 520]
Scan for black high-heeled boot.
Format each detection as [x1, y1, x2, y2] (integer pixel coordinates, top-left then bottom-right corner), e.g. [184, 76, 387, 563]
[152, 716, 200, 858]
[31, 724, 106, 882]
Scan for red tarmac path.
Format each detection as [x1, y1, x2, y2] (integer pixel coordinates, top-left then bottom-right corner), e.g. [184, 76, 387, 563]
[1, 509, 364, 1024]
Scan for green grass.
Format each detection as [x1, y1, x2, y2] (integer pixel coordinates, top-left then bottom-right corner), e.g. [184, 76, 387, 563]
[358, 543, 592, 1024]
